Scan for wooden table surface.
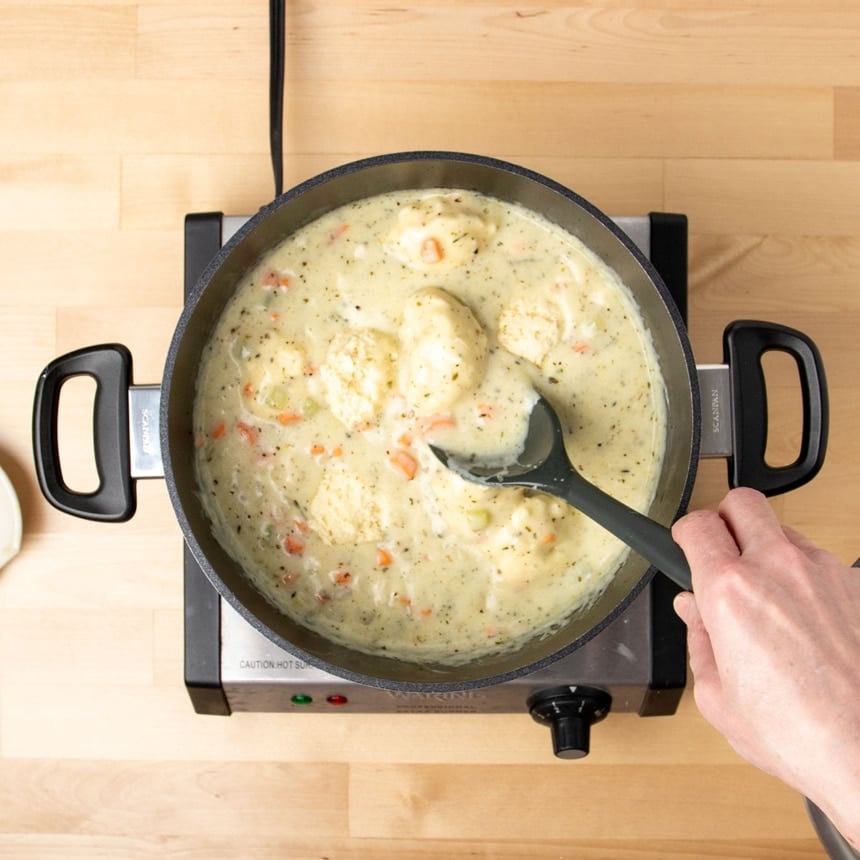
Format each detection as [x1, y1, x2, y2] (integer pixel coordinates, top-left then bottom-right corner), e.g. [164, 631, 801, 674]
[1, 2, 858, 858]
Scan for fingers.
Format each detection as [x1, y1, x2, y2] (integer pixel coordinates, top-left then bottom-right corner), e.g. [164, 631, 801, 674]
[672, 488, 785, 594]
[671, 507, 740, 587]
[716, 487, 782, 555]
[782, 524, 821, 555]
[672, 590, 699, 626]
[673, 592, 721, 711]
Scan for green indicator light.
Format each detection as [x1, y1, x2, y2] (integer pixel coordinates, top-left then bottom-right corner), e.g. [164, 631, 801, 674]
[291, 694, 313, 705]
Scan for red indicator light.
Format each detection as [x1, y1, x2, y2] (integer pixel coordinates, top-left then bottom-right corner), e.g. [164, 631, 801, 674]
[326, 694, 349, 706]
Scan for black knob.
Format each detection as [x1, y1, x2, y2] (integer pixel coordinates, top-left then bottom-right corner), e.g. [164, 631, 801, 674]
[527, 685, 612, 759]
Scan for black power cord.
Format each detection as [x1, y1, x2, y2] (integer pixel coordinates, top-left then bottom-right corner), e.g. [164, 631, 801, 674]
[269, 0, 285, 197]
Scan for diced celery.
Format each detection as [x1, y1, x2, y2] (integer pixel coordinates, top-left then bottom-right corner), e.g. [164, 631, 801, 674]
[466, 508, 490, 531]
[266, 386, 287, 411]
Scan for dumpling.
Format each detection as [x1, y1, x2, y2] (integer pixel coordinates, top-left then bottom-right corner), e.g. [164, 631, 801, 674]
[497, 297, 564, 367]
[237, 336, 307, 419]
[429, 469, 578, 588]
[318, 329, 398, 429]
[399, 287, 487, 413]
[309, 466, 387, 545]
[384, 193, 496, 270]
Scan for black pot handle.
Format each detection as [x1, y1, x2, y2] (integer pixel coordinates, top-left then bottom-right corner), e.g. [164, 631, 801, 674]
[724, 320, 829, 496]
[32, 344, 136, 522]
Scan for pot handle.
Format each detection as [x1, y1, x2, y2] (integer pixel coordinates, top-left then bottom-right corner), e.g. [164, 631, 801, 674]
[32, 344, 136, 522]
[724, 320, 828, 496]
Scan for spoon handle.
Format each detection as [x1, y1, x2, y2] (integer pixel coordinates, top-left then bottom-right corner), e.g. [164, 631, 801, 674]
[551, 472, 692, 591]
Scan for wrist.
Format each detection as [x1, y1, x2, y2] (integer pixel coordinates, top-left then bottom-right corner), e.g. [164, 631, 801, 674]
[805, 756, 860, 849]
[822, 795, 860, 849]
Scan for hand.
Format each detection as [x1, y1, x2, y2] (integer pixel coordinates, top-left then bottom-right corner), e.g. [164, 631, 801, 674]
[671, 487, 860, 848]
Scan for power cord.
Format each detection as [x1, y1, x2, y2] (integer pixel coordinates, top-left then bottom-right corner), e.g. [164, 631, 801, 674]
[269, 0, 285, 197]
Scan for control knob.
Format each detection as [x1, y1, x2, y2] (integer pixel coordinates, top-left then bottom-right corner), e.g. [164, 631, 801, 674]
[527, 685, 612, 759]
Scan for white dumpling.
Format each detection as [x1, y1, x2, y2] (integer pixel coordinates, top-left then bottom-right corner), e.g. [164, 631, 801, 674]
[384, 193, 496, 270]
[497, 298, 564, 367]
[237, 336, 307, 419]
[309, 466, 386, 545]
[318, 329, 398, 429]
[399, 287, 487, 412]
[428, 470, 578, 587]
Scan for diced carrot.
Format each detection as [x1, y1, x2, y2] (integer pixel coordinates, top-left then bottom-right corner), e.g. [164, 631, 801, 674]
[242, 381, 254, 397]
[573, 341, 590, 354]
[541, 532, 556, 545]
[330, 445, 343, 457]
[389, 448, 417, 480]
[194, 436, 205, 449]
[236, 422, 259, 444]
[271, 311, 281, 322]
[356, 420, 373, 432]
[284, 536, 305, 556]
[333, 569, 352, 586]
[329, 223, 349, 242]
[211, 421, 227, 439]
[415, 413, 456, 438]
[294, 518, 310, 534]
[397, 595, 412, 607]
[277, 411, 302, 426]
[419, 607, 433, 617]
[259, 270, 292, 291]
[476, 403, 494, 420]
[420, 236, 444, 263]
[397, 432, 412, 447]
[376, 547, 393, 568]
[310, 443, 326, 457]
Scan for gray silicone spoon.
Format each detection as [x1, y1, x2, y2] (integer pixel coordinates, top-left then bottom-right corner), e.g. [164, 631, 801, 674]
[429, 393, 692, 591]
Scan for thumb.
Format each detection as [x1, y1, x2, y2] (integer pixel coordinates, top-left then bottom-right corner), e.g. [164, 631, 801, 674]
[673, 592, 722, 712]
[673, 590, 697, 626]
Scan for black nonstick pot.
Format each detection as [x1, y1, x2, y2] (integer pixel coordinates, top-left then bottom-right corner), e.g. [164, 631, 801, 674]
[32, 152, 829, 691]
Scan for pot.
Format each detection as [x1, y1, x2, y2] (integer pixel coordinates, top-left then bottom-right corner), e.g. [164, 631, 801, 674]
[32, 151, 829, 691]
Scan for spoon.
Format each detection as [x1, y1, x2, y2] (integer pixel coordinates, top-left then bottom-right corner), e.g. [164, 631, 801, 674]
[429, 394, 692, 591]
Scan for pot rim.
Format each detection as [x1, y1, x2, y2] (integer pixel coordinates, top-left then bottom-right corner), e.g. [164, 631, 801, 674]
[161, 150, 700, 692]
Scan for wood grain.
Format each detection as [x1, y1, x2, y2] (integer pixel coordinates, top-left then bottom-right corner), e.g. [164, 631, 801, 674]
[348, 763, 808, 840]
[136, 5, 860, 87]
[0, 155, 120, 230]
[0, 5, 135, 81]
[835, 87, 860, 160]
[1, 1, 857, 857]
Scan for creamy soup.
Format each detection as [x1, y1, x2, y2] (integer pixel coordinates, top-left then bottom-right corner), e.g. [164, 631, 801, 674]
[193, 189, 667, 665]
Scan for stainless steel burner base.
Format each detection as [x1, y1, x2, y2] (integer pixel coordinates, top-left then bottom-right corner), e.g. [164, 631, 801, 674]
[219, 582, 654, 714]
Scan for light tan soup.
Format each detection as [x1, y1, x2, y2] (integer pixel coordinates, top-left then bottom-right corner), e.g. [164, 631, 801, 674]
[193, 189, 667, 665]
